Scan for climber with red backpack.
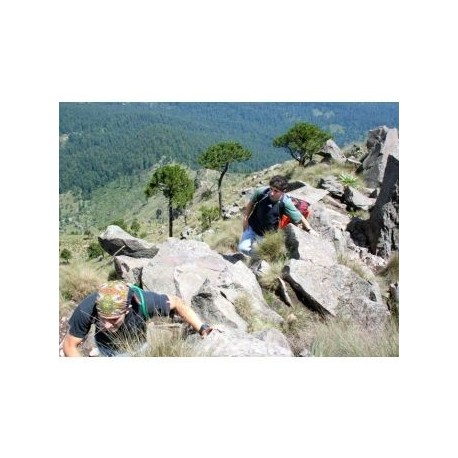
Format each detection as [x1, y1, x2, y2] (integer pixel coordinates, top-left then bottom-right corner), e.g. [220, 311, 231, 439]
[238, 175, 319, 257]
[278, 195, 311, 229]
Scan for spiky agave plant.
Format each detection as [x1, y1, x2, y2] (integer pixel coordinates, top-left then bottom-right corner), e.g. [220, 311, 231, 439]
[338, 172, 360, 187]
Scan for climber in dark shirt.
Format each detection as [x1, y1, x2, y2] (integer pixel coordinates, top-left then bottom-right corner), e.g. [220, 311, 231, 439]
[63, 280, 215, 357]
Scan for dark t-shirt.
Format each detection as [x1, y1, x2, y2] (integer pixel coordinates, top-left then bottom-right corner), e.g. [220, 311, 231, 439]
[68, 287, 170, 355]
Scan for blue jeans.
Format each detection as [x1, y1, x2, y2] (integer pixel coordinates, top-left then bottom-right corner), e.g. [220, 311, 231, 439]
[238, 225, 263, 256]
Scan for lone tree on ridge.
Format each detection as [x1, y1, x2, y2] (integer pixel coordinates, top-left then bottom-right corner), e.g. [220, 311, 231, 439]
[198, 141, 252, 217]
[145, 164, 195, 237]
[273, 122, 331, 166]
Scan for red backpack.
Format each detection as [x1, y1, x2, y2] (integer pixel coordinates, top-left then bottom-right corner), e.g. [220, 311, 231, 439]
[279, 196, 311, 229]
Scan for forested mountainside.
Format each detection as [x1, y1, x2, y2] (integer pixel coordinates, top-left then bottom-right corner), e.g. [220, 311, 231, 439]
[59, 102, 399, 197]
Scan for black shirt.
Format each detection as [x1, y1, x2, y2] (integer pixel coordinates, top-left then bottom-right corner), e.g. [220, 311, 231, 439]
[68, 288, 170, 355]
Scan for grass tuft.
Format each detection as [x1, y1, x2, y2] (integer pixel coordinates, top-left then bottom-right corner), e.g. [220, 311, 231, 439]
[114, 324, 204, 357]
[205, 218, 241, 253]
[257, 261, 285, 291]
[310, 316, 399, 357]
[256, 230, 288, 263]
[234, 294, 274, 333]
[337, 254, 375, 282]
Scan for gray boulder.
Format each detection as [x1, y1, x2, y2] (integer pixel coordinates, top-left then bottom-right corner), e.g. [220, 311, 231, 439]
[359, 126, 399, 188]
[98, 225, 159, 258]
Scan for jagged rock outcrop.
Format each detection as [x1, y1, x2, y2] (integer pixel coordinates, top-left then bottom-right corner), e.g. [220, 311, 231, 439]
[285, 182, 329, 205]
[284, 223, 337, 265]
[318, 178, 376, 211]
[141, 238, 283, 326]
[98, 225, 159, 258]
[316, 139, 346, 163]
[318, 176, 345, 198]
[358, 126, 399, 188]
[363, 152, 399, 258]
[282, 224, 389, 330]
[283, 259, 388, 330]
[343, 186, 376, 211]
[113, 255, 151, 284]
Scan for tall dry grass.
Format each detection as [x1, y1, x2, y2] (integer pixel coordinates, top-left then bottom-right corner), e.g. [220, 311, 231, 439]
[234, 294, 276, 333]
[59, 261, 111, 318]
[375, 252, 399, 324]
[205, 217, 241, 253]
[256, 230, 288, 263]
[310, 316, 399, 357]
[114, 326, 203, 357]
[257, 261, 285, 291]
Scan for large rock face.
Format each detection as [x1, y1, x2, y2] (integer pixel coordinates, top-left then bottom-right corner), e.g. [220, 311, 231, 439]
[141, 238, 283, 327]
[359, 126, 399, 188]
[364, 151, 399, 258]
[283, 259, 388, 330]
[282, 224, 389, 330]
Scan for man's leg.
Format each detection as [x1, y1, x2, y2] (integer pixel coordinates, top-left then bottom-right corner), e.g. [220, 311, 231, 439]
[238, 226, 261, 256]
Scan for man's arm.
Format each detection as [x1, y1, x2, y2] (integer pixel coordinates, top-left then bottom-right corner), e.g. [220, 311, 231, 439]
[284, 200, 319, 236]
[62, 294, 96, 356]
[168, 295, 216, 336]
[242, 200, 255, 230]
[299, 214, 319, 236]
[63, 333, 84, 357]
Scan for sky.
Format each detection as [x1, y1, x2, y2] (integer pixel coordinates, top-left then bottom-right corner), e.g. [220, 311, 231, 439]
[2, 1, 457, 457]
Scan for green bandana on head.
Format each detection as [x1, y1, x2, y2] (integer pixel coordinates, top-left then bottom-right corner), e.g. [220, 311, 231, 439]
[95, 281, 129, 318]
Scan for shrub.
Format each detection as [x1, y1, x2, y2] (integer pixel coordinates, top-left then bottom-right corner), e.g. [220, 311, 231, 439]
[111, 218, 128, 231]
[130, 218, 141, 236]
[276, 304, 323, 356]
[199, 205, 220, 230]
[200, 189, 213, 200]
[256, 231, 287, 263]
[60, 248, 72, 264]
[87, 241, 104, 259]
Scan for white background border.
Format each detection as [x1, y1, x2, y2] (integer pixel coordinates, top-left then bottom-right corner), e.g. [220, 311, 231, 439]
[2, 1, 456, 457]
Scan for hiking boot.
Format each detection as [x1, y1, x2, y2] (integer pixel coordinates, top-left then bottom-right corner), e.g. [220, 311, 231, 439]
[230, 252, 249, 264]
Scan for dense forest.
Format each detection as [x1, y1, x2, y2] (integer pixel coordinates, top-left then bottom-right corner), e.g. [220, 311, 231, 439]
[59, 102, 399, 197]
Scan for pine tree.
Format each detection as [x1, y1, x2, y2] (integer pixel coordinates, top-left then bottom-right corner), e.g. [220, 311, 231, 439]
[198, 141, 252, 217]
[273, 122, 331, 166]
[145, 164, 195, 237]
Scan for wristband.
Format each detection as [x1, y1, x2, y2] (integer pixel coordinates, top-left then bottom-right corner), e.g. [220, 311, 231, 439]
[199, 323, 210, 335]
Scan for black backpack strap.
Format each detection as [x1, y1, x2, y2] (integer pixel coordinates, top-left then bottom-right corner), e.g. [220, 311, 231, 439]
[255, 186, 270, 203]
[279, 193, 286, 214]
[249, 187, 270, 217]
